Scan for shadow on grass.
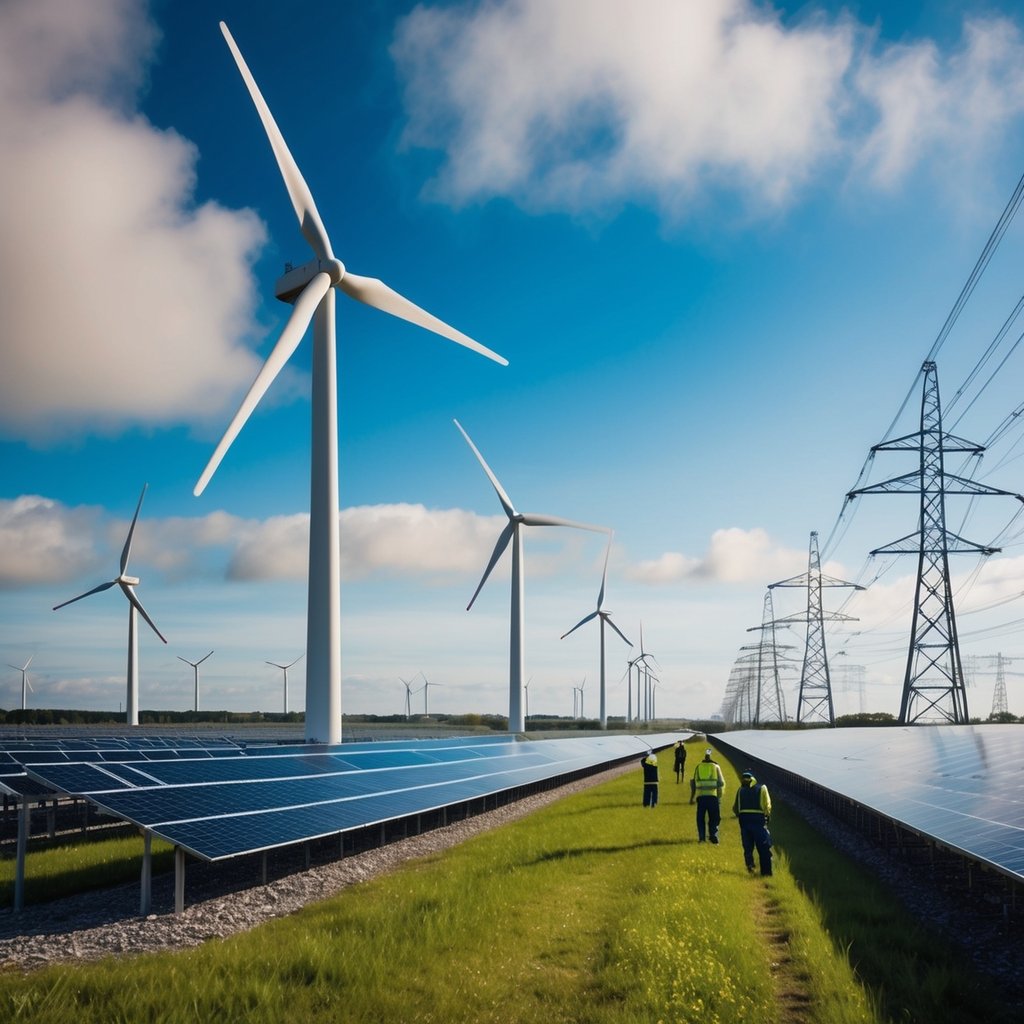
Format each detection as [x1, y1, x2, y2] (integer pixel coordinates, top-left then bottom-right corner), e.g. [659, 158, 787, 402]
[524, 837, 685, 867]
[773, 798, 1019, 1024]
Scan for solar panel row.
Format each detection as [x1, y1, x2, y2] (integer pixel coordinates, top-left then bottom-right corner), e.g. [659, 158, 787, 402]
[715, 725, 1024, 882]
[23, 733, 682, 861]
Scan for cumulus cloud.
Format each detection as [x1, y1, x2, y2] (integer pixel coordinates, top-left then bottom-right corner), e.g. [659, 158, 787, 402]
[0, 496, 105, 587]
[391, 0, 1024, 218]
[0, 0, 272, 441]
[627, 527, 806, 584]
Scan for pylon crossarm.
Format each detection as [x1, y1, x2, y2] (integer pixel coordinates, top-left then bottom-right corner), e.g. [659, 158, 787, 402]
[849, 471, 921, 495]
[872, 431, 983, 454]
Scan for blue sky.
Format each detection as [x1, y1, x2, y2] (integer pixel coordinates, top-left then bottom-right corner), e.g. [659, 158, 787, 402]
[3, 0, 1024, 722]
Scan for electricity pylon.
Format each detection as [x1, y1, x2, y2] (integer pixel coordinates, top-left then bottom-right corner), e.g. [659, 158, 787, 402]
[743, 589, 795, 723]
[974, 653, 1019, 718]
[769, 531, 862, 726]
[848, 361, 1024, 724]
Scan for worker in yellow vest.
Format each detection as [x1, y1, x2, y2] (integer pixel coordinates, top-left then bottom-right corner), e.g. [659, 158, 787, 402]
[689, 747, 725, 843]
[732, 770, 773, 875]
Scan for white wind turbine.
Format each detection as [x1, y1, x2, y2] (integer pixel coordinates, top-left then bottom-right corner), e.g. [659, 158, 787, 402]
[421, 674, 443, 716]
[561, 536, 632, 729]
[53, 485, 166, 726]
[266, 654, 303, 716]
[178, 651, 214, 713]
[195, 23, 507, 745]
[8, 657, 33, 712]
[400, 675, 418, 719]
[455, 419, 609, 733]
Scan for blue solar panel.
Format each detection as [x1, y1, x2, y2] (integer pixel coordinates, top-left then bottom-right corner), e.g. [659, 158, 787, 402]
[24, 733, 685, 860]
[714, 725, 1024, 883]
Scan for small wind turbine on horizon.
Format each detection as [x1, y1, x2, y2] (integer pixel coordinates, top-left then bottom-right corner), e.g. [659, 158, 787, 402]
[53, 484, 167, 726]
[400, 675, 420, 719]
[194, 23, 507, 746]
[455, 419, 610, 733]
[7, 657, 33, 712]
[561, 535, 632, 729]
[421, 674, 442, 716]
[266, 654, 303, 715]
[178, 651, 214, 713]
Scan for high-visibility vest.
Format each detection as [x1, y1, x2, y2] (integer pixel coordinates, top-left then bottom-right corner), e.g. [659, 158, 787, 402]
[736, 783, 771, 817]
[692, 760, 721, 795]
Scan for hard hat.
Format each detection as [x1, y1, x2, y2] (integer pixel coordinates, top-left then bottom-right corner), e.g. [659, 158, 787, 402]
[704, 748, 712, 756]
[741, 770, 754, 779]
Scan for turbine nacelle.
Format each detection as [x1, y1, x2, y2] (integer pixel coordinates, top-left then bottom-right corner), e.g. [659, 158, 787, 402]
[275, 257, 346, 303]
[119, 575, 140, 587]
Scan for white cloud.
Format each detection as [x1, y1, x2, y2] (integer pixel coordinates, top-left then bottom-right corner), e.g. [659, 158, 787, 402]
[0, 0, 271, 441]
[0, 496, 104, 587]
[626, 527, 805, 584]
[391, 1, 1024, 218]
[856, 17, 1024, 187]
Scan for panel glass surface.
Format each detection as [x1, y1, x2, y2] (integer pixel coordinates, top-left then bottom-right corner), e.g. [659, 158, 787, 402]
[716, 725, 1024, 881]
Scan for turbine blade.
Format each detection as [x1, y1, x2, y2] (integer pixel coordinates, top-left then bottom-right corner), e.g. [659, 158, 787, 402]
[198, 651, 214, 664]
[194, 273, 330, 496]
[561, 610, 598, 639]
[596, 532, 613, 610]
[519, 513, 610, 533]
[53, 580, 116, 610]
[219, 22, 333, 261]
[454, 420, 516, 519]
[120, 483, 148, 574]
[339, 273, 507, 366]
[605, 614, 633, 647]
[24, 656, 33, 670]
[121, 583, 168, 644]
[467, 520, 515, 610]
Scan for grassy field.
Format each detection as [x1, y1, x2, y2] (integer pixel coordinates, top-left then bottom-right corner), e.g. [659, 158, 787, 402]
[0, 739, 1013, 1023]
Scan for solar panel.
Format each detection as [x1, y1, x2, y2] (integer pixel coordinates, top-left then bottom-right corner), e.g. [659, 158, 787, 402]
[714, 725, 1024, 882]
[24, 733, 683, 861]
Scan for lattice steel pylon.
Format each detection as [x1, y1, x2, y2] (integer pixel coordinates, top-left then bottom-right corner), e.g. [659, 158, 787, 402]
[769, 531, 862, 726]
[848, 361, 1024, 724]
[989, 653, 1011, 717]
[742, 589, 793, 724]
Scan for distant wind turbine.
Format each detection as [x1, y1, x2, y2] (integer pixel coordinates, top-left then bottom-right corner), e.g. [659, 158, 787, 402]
[421, 674, 443, 715]
[194, 23, 507, 746]
[400, 675, 419, 719]
[178, 651, 214, 713]
[455, 419, 609, 733]
[53, 485, 167, 726]
[7, 657, 33, 712]
[267, 655, 303, 715]
[561, 535, 632, 729]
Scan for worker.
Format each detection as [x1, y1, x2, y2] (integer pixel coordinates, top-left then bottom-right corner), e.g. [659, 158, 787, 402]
[672, 740, 687, 783]
[689, 747, 725, 843]
[641, 751, 659, 807]
[732, 769, 773, 876]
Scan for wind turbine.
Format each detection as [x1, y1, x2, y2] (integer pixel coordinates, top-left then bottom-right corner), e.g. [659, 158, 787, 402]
[421, 674, 443, 716]
[524, 676, 533, 722]
[8, 657, 33, 712]
[178, 651, 214, 713]
[633, 622, 657, 721]
[53, 485, 167, 726]
[577, 676, 587, 720]
[266, 654, 303, 715]
[400, 675, 418, 719]
[194, 24, 507, 745]
[455, 419, 610, 733]
[561, 535, 632, 729]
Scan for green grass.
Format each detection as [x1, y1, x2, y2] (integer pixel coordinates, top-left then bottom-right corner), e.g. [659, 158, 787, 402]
[0, 740, 1012, 1023]
[0, 832, 174, 909]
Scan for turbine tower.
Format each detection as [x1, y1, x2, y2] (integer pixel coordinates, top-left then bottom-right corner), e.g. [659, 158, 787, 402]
[420, 674, 442, 715]
[400, 675, 419, 719]
[267, 654, 303, 716]
[195, 24, 507, 745]
[455, 419, 609, 733]
[8, 658, 33, 712]
[561, 535, 632, 729]
[53, 485, 167, 725]
[178, 651, 214, 713]
[848, 362, 1024, 723]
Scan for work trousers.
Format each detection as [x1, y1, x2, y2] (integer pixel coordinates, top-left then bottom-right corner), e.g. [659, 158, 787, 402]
[695, 795, 720, 842]
[643, 782, 659, 807]
[739, 816, 773, 875]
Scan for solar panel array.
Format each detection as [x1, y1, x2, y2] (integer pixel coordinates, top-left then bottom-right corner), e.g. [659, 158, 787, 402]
[0, 736, 243, 797]
[716, 725, 1024, 882]
[21, 733, 681, 861]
